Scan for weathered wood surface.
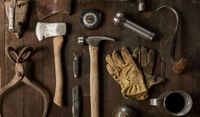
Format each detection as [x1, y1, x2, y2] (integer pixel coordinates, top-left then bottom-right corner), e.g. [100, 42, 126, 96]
[0, 0, 200, 117]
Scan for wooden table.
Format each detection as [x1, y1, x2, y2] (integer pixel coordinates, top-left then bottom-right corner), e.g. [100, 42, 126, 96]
[0, 0, 200, 117]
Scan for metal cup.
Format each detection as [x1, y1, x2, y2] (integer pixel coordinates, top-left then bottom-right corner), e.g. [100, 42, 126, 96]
[149, 90, 193, 116]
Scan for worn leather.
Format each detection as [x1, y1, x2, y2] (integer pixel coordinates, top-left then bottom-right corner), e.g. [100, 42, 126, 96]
[106, 48, 148, 100]
[36, 0, 71, 20]
[133, 47, 165, 89]
[5, 0, 31, 38]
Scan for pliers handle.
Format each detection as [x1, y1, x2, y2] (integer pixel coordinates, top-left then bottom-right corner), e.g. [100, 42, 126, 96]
[0, 46, 51, 117]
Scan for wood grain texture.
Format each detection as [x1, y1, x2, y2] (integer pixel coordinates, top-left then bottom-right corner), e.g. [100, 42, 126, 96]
[89, 46, 99, 117]
[0, 0, 200, 117]
[53, 35, 64, 107]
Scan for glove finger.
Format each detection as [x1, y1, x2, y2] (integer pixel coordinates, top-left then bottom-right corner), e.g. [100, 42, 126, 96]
[147, 49, 156, 64]
[147, 76, 165, 88]
[106, 64, 120, 82]
[134, 92, 149, 100]
[105, 54, 118, 70]
[121, 48, 134, 64]
[132, 47, 140, 63]
[146, 49, 156, 74]
[112, 50, 125, 67]
[141, 47, 148, 67]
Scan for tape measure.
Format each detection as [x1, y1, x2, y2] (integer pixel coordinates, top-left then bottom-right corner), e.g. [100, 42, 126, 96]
[80, 9, 102, 30]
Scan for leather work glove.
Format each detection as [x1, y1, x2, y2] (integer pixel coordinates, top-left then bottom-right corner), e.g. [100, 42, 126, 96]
[132, 47, 165, 89]
[105, 48, 148, 100]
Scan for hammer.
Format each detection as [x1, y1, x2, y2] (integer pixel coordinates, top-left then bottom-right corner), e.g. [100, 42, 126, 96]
[36, 22, 66, 106]
[78, 36, 115, 117]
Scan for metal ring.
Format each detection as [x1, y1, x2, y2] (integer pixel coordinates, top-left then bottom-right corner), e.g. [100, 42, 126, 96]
[6, 46, 18, 63]
[17, 46, 33, 63]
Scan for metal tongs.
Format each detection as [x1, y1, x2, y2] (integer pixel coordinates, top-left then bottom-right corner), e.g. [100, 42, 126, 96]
[0, 46, 51, 117]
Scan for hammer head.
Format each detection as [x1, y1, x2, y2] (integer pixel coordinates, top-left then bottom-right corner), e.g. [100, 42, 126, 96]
[78, 36, 115, 47]
[36, 22, 66, 41]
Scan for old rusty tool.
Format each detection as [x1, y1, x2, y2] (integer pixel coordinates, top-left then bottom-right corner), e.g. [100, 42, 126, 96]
[36, 0, 71, 106]
[35, 22, 66, 106]
[36, 0, 71, 20]
[73, 54, 80, 78]
[156, 6, 188, 74]
[113, 12, 155, 41]
[72, 85, 81, 117]
[78, 36, 115, 117]
[5, 0, 31, 38]
[0, 46, 51, 117]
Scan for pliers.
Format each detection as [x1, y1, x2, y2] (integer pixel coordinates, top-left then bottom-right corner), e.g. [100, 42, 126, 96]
[0, 46, 51, 117]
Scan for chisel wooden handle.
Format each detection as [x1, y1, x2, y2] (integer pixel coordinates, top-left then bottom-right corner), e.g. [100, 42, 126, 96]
[89, 45, 99, 117]
[53, 35, 64, 106]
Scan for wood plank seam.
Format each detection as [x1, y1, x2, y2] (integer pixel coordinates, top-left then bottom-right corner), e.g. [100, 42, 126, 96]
[0, 67, 1, 90]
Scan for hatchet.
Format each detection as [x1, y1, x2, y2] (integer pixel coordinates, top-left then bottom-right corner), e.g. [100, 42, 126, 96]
[36, 22, 66, 106]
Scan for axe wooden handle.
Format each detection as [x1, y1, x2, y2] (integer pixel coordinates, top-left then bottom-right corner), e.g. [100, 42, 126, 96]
[53, 35, 64, 106]
[89, 45, 99, 117]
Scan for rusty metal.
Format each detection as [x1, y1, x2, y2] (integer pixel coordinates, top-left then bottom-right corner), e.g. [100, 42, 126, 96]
[156, 6, 188, 74]
[5, 0, 31, 38]
[73, 54, 80, 78]
[0, 46, 51, 117]
[72, 85, 81, 117]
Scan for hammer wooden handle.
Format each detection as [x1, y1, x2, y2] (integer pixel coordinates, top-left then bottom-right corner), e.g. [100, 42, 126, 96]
[89, 45, 99, 117]
[53, 35, 64, 106]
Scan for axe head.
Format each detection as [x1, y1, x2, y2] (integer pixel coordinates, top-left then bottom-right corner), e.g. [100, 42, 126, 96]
[36, 22, 66, 41]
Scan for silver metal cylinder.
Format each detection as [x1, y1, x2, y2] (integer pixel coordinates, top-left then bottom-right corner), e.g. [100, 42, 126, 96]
[113, 12, 155, 41]
[8, 2, 16, 32]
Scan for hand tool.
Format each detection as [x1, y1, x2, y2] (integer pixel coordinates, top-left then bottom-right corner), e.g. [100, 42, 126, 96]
[113, 12, 155, 41]
[78, 36, 115, 117]
[72, 85, 81, 117]
[36, 0, 72, 20]
[36, 0, 71, 106]
[156, 6, 188, 74]
[5, 0, 31, 38]
[36, 22, 66, 106]
[73, 54, 80, 78]
[0, 46, 51, 117]
[112, 105, 136, 117]
[80, 9, 102, 30]
[137, 0, 147, 12]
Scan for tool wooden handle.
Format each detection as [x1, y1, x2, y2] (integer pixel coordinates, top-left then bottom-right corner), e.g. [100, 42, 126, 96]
[53, 35, 64, 106]
[89, 45, 99, 117]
